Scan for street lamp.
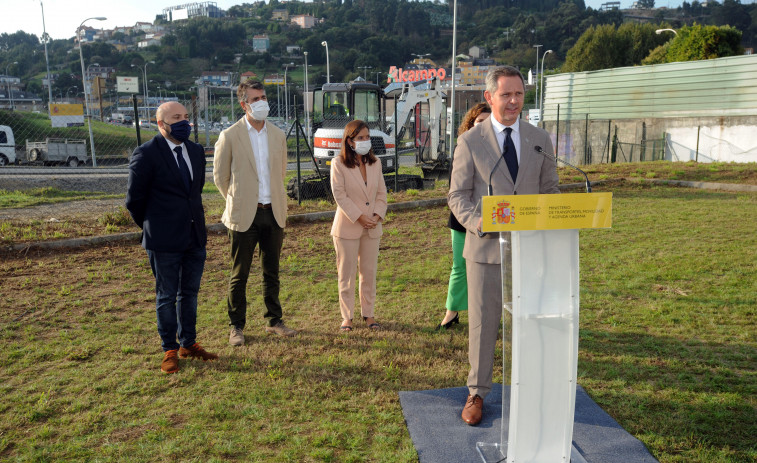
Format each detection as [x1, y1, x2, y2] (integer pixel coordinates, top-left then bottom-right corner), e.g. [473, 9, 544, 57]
[5, 62, 18, 110]
[533, 44, 542, 113]
[131, 60, 154, 122]
[283, 62, 294, 124]
[78, 15, 106, 167]
[39, 1, 53, 110]
[358, 66, 373, 81]
[66, 86, 77, 102]
[539, 49, 553, 121]
[321, 41, 330, 83]
[655, 28, 678, 36]
[130, 64, 145, 121]
[304, 51, 310, 138]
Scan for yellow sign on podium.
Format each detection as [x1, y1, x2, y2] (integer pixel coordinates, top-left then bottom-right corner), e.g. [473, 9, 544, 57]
[481, 192, 612, 232]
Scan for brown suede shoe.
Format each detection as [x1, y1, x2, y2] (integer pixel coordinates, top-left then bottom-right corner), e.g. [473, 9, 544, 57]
[178, 342, 218, 361]
[461, 394, 483, 426]
[161, 349, 179, 374]
[265, 321, 297, 337]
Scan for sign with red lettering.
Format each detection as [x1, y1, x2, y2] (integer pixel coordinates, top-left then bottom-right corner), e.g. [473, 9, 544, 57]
[387, 66, 447, 84]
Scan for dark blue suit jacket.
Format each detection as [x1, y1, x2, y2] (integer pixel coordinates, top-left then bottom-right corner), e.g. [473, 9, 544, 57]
[126, 134, 207, 252]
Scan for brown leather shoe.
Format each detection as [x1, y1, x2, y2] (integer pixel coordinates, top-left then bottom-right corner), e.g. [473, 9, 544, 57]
[178, 342, 218, 361]
[161, 349, 179, 374]
[461, 394, 483, 426]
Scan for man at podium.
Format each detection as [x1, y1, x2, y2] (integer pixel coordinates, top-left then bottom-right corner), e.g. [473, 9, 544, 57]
[448, 66, 560, 426]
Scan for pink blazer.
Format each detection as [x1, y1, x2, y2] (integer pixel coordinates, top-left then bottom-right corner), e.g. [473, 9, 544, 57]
[330, 156, 388, 239]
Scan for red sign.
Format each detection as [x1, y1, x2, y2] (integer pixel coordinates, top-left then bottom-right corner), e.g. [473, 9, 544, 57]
[387, 66, 447, 84]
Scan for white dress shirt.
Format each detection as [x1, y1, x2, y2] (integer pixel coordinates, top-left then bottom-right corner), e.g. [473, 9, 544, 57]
[490, 116, 522, 165]
[244, 116, 271, 204]
[165, 139, 193, 181]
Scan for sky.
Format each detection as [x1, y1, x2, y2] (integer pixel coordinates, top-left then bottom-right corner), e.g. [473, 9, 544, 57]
[4, 0, 687, 42]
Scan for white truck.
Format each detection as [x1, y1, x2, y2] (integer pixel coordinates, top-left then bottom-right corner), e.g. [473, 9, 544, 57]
[0, 125, 19, 166]
[25, 138, 88, 167]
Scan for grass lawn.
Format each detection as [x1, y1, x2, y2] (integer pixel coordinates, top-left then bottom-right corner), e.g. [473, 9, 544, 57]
[0, 161, 755, 462]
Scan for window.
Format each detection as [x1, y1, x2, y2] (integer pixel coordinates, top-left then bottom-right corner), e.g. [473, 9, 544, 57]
[353, 90, 380, 124]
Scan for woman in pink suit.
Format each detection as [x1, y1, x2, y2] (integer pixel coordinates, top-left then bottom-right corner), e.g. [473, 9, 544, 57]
[330, 120, 388, 332]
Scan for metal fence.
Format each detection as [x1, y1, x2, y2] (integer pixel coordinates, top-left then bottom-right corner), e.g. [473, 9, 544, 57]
[0, 95, 308, 167]
[544, 115, 665, 166]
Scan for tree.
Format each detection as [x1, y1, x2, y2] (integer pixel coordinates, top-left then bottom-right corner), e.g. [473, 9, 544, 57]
[562, 22, 670, 72]
[637, 0, 655, 8]
[666, 23, 743, 62]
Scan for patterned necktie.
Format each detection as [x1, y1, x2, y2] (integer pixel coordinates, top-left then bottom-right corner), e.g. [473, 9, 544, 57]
[174, 146, 192, 191]
[503, 127, 518, 182]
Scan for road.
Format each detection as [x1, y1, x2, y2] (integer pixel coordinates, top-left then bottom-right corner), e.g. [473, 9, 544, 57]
[0, 154, 418, 176]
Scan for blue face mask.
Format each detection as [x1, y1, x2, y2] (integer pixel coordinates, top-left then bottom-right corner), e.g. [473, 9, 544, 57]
[166, 120, 191, 143]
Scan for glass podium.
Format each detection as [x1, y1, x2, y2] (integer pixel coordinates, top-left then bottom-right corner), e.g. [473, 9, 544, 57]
[475, 193, 612, 463]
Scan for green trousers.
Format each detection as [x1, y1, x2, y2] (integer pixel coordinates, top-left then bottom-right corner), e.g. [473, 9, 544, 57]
[445, 229, 468, 311]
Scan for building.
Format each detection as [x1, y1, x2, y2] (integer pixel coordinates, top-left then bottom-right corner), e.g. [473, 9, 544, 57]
[138, 33, 165, 48]
[240, 71, 259, 82]
[469, 46, 486, 59]
[599, 2, 620, 11]
[290, 14, 316, 29]
[286, 45, 302, 54]
[272, 9, 289, 21]
[197, 71, 233, 87]
[0, 88, 43, 111]
[162, 2, 224, 22]
[264, 75, 284, 86]
[85, 66, 115, 81]
[456, 60, 494, 86]
[253, 35, 270, 53]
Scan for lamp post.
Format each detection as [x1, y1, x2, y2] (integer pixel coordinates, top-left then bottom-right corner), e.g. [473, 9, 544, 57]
[130, 64, 145, 121]
[39, 1, 53, 110]
[539, 49, 553, 121]
[533, 44, 542, 113]
[5, 62, 17, 110]
[78, 16, 106, 167]
[358, 66, 373, 81]
[131, 61, 154, 122]
[449, 0, 458, 158]
[655, 28, 678, 36]
[321, 41, 330, 83]
[304, 51, 310, 138]
[66, 86, 77, 102]
[283, 62, 294, 124]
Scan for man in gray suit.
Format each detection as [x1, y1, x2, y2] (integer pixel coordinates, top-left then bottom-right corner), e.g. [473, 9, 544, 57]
[448, 66, 560, 426]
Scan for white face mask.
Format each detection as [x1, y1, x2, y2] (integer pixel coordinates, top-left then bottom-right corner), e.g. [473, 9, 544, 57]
[353, 140, 371, 156]
[247, 100, 269, 120]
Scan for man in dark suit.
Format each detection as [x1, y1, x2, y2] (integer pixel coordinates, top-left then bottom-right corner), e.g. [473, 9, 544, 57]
[126, 101, 217, 374]
[448, 66, 560, 425]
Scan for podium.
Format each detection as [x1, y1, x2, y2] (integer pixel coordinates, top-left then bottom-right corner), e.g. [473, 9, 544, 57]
[475, 193, 612, 463]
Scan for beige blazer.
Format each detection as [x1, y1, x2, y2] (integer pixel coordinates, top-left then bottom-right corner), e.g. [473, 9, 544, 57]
[448, 118, 560, 264]
[213, 118, 288, 231]
[330, 156, 388, 239]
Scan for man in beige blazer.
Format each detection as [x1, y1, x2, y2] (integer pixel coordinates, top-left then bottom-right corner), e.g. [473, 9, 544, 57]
[448, 66, 560, 426]
[214, 79, 297, 345]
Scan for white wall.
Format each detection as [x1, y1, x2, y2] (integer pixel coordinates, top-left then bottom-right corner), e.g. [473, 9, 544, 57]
[666, 125, 757, 163]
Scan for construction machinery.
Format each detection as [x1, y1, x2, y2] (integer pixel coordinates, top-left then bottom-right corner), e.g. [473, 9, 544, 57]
[288, 79, 449, 200]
